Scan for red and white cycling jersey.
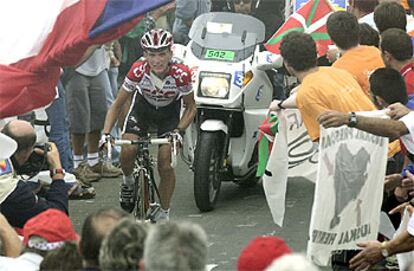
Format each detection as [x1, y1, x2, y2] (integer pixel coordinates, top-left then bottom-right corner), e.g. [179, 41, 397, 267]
[122, 61, 193, 108]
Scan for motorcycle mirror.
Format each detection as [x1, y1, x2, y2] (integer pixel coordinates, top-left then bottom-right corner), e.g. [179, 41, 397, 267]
[256, 51, 283, 71]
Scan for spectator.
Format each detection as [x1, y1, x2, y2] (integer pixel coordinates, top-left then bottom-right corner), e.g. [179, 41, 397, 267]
[99, 218, 149, 271]
[45, 80, 73, 173]
[0, 212, 21, 258]
[216, 0, 284, 41]
[327, 11, 384, 96]
[79, 208, 128, 271]
[347, 200, 414, 270]
[104, 40, 123, 130]
[374, 1, 407, 33]
[141, 222, 208, 271]
[65, 47, 122, 186]
[0, 209, 78, 271]
[370, 68, 408, 109]
[265, 253, 319, 271]
[237, 236, 292, 271]
[269, 32, 376, 142]
[0, 120, 68, 228]
[359, 23, 380, 47]
[39, 241, 82, 271]
[0, 132, 17, 160]
[380, 28, 414, 96]
[348, 0, 379, 30]
[368, 68, 409, 226]
[173, 0, 211, 45]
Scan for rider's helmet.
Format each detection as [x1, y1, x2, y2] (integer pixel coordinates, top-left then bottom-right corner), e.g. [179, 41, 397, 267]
[141, 29, 173, 51]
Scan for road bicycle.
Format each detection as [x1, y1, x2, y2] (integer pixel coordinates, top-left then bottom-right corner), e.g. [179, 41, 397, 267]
[107, 133, 179, 222]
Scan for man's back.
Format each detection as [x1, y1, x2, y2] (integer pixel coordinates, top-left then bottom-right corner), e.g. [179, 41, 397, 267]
[333, 45, 384, 96]
[296, 67, 376, 141]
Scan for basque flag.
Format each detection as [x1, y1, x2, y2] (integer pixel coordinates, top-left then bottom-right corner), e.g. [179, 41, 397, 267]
[0, 0, 172, 118]
[265, 0, 334, 56]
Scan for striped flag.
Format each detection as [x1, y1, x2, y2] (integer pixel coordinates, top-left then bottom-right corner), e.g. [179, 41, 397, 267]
[0, 0, 172, 118]
[265, 0, 334, 56]
[256, 115, 279, 177]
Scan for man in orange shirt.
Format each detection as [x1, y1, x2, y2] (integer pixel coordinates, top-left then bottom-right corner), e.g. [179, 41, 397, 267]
[327, 11, 384, 97]
[269, 32, 376, 141]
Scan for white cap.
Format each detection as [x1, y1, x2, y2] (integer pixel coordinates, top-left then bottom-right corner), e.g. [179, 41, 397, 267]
[0, 133, 17, 160]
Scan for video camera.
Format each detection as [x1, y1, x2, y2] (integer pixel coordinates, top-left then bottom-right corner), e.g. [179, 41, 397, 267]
[13, 143, 50, 176]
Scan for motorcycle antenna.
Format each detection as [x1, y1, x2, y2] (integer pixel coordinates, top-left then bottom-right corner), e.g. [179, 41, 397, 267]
[241, 30, 247, 76]
[201, 27, 207, 40]
[241, 30, 247, 43]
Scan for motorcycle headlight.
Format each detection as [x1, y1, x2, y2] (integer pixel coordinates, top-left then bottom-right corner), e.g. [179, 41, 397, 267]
[199, 74, 230, 99]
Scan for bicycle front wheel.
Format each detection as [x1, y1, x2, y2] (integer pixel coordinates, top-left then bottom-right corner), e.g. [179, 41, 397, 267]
[134, 169, 150, 221]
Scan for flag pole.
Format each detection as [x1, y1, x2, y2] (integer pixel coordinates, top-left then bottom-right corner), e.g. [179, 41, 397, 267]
[285, 0, 292, 20]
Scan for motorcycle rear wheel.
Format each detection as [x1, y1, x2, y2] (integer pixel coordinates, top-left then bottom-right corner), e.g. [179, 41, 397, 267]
[194, 131, 224, 212]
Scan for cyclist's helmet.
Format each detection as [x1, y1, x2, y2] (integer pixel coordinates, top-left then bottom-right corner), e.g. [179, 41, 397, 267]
[141, 29, 173, 51]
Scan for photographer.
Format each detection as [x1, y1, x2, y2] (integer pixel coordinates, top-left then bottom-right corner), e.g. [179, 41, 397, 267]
[0, 120, 69, 229]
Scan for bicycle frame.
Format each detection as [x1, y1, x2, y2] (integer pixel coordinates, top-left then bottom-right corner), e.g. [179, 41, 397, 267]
[108, 135, 178, 222]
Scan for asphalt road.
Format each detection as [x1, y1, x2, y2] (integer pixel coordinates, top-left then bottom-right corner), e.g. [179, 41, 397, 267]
[69, 159, 320, 270]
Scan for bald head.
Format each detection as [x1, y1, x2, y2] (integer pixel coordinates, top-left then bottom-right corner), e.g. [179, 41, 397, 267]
[80, 208, 128, 266]
[1, 120, 36, 153]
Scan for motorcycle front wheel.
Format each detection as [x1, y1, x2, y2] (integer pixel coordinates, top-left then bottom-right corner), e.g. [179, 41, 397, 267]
[194, 131, 224, 212]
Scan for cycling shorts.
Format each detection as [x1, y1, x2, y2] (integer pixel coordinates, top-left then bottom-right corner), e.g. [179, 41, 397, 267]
[123, 93, 181, 137]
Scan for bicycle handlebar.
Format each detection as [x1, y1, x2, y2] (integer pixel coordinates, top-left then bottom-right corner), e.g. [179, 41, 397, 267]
[106, 136, 178, 168]
[113, 138, 170, 145]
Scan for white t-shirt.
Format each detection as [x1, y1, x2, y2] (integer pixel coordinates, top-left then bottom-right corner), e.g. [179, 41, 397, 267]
[399, 112, 414, 154]
[358, 13, 377, 31]
[0, 252, 43, 271]
[76, 47, 107, 77]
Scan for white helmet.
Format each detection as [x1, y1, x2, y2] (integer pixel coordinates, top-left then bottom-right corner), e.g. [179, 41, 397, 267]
[141, 29, 173, 51]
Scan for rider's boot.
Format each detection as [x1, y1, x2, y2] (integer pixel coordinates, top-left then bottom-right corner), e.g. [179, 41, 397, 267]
[119, 175, 135, 212]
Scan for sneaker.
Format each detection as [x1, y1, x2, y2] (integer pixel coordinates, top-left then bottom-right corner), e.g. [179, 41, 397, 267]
[91, 161, 122, 178]
[120, 183, 135, 213]
[73, 163, 101, 185]
[152, 208, 170, 223]
[68, 182, 96, 200]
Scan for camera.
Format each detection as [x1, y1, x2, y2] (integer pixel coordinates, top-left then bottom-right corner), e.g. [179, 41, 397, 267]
[331, 249, 362, 270]
[14, 143, 50, 176]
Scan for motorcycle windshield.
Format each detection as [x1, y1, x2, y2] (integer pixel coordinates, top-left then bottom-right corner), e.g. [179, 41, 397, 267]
[189, 12, 265, 51]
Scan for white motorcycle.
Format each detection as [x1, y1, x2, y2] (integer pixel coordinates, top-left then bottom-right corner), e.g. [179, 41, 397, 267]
[174, 12, 282, 212]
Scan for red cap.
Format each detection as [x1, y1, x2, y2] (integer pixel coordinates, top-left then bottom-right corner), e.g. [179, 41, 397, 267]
[237, 236, 292, 271]
[23, 209, 79, 246]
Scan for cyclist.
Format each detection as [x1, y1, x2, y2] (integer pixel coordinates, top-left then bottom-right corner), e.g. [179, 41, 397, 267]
[102, 29, 196, 221]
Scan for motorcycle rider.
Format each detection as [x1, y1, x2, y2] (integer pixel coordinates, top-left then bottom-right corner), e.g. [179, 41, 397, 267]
[102, 29, 196, 220]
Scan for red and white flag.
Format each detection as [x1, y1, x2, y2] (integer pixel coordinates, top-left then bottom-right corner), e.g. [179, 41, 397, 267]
[265, 0, 334, 56]
[0, 0, 172, 118]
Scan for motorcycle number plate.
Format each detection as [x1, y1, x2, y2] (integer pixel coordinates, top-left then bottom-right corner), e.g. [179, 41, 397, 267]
[205, 49, 235, 61]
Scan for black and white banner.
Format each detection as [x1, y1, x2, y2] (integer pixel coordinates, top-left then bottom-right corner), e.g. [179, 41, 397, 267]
[263, 109, 318, 226]
[307, 123, 388, 265]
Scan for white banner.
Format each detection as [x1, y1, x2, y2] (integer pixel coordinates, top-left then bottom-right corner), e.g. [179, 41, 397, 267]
[263, 109, 318, 226]
[307, 124, 388, 266]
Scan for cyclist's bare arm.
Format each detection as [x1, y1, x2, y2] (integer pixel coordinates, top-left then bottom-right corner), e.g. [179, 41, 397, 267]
[177, 92, 196, 131]
[118, 95, 132, 131]
[103, 87, 132, 134]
